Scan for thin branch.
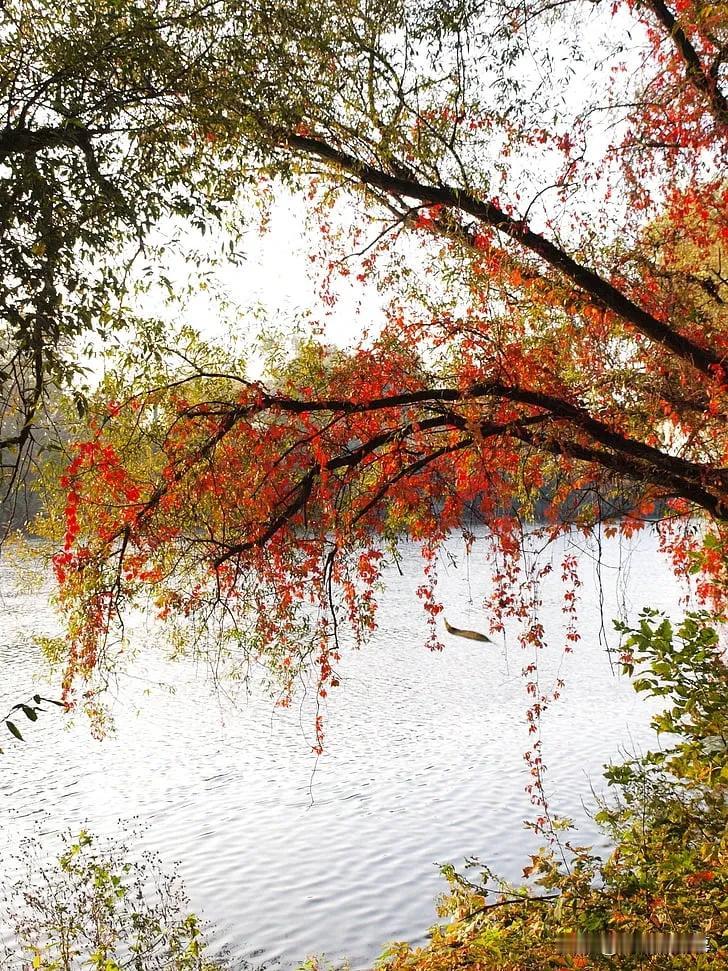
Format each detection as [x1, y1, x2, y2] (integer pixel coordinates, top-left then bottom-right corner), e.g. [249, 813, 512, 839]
[276, 129, 725, 376]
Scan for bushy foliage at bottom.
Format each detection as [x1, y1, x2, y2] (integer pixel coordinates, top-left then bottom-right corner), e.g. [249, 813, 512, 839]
[0, 830, 221, 971]
[356, 611, 727, 971]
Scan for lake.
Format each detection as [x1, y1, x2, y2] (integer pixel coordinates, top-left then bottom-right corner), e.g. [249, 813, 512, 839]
[0, 528, 685, 968]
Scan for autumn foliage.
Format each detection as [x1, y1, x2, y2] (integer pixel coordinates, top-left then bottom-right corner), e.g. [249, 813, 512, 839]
[0, 0, 724, 964]
[27, 3, 722, 729]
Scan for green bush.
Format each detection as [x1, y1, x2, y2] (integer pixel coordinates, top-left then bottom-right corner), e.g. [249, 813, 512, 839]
[0, 830, 222, 971]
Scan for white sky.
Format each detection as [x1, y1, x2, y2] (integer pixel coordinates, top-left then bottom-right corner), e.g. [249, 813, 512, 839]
[95, 1, 667, 386]
[109, 187, 389, 384]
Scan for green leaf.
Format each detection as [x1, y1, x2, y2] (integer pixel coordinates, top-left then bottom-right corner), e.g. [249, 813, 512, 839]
[6, 720, 24, 741]
[21, 705, 38, 721]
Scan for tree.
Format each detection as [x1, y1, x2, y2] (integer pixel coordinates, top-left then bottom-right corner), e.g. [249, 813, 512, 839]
[1, 1, 726, 716]
[0, 0, 251, 533]
[4, 2, 728, 963]
[30, 0, 724, 717]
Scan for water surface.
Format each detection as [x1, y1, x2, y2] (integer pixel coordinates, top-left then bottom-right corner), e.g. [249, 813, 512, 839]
[0, 529, 683, 968]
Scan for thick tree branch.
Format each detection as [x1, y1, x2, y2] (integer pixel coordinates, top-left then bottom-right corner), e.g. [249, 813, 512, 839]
[278, 130, 724, 376]
[512, 428, 724, 519]
[0, 124, 93, 158]
[211, 412, 461, 564]
[645, 0, 728, 130]
[205, 386, 728, 566]
[190, 382, 728, 494]
[349, 414, 553, 529]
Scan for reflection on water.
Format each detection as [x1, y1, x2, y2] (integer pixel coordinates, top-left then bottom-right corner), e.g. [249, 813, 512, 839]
[0, 529, 683, 968]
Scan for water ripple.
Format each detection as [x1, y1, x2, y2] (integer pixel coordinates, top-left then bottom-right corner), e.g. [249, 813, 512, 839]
[0, 530, 680, 968]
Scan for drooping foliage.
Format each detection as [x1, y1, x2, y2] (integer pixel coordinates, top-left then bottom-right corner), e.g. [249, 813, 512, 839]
[22, 0, 725, 728]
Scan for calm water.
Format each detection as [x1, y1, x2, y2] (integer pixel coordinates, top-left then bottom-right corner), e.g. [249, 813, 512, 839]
[0, 529, 684, 968]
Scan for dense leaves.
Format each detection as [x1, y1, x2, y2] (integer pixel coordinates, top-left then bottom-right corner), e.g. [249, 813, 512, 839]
[0, 0, 254, 529]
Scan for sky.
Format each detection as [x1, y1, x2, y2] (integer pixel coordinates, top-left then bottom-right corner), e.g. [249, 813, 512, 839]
[94, 0, 655, 387]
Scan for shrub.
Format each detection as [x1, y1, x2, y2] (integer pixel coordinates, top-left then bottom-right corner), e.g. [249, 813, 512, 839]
[0, 830, 221, 971]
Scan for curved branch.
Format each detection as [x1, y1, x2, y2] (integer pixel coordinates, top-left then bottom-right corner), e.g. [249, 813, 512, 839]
[277, 130, 724, 376]
[645, 0, 728, 130]
[207, 387, 727, 566]
[200, 382, 727, 493]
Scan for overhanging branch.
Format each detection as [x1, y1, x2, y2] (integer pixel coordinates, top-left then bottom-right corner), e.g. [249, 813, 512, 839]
[645, 0, 728, 130]
[277, 130, 724, 377]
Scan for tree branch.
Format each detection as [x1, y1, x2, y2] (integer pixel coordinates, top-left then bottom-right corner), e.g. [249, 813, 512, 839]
[195, 382, 728, 494]
[0, 124, 94, 158]
[645, 0, 728, 130]
[276, 130, 724, 376]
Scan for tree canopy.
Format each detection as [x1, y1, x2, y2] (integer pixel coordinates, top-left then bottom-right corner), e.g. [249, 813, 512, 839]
[0, 0, 726, 722]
